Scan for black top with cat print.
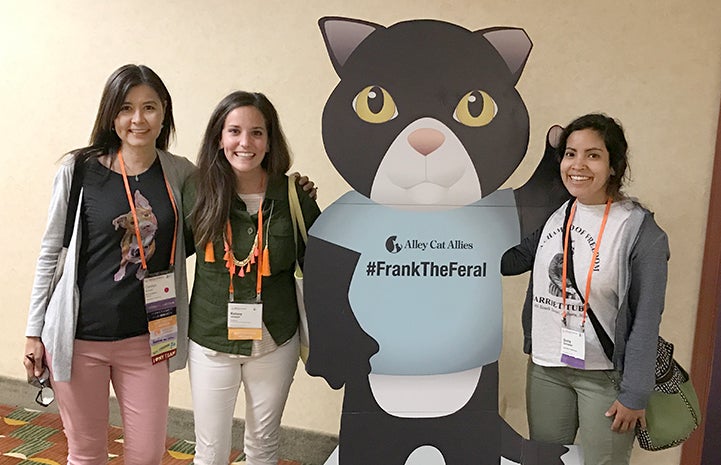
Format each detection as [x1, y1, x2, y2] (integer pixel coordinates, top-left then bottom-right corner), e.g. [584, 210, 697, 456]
[76, 157, 175, 341]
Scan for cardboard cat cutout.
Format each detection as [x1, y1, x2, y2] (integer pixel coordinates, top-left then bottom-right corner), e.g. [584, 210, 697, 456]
[305, 17, 572, 465]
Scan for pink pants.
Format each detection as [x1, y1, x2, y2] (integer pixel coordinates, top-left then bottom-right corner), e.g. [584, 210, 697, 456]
[49, 334, 170, 465]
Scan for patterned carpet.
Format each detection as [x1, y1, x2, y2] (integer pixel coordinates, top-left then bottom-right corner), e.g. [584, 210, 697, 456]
[0, 404, 304, 465]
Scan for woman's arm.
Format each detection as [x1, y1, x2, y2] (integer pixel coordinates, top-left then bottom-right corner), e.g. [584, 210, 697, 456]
[181, 175, 198, 257]
[25, 158, 75, 377]
[501, 226, 542, 276]
[617, 215, 669, 410]
[26, 160, 75, 336]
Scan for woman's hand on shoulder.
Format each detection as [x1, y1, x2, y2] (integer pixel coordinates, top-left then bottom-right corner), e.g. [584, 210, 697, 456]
[290, 172, 318, 200]
[605, 399, 646, 433]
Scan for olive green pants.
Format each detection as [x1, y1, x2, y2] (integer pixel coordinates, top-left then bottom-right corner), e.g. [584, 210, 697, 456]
[526, 360, 635, 465]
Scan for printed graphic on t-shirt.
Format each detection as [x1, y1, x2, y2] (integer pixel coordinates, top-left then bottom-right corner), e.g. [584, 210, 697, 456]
[112, 190, 158, 281]
[532, 202, 632, 369]
[547, 252, 580, 299]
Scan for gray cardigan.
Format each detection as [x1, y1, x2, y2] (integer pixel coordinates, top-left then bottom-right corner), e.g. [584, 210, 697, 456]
[26, 150, 196, 382]
[501, 200, 669, 409]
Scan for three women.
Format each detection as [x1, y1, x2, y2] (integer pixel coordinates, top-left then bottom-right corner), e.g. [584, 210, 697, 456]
[25, 61, 667, 465]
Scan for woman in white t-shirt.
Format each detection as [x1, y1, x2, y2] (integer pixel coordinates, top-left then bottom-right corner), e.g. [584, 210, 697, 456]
[502, 113, 669, 465]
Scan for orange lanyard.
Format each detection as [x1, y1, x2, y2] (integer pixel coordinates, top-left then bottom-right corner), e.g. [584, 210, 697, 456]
[223, 203, 265, 302]
[561, 198, 612, 329]
[116, 150, 178, 271]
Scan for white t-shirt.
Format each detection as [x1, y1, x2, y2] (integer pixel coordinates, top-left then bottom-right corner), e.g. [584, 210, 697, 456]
[531, 200, 634, 370]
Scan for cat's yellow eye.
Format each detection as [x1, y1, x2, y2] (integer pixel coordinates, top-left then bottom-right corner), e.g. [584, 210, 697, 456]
[353, 86, 398, 124]
[453, 90, 497, 127]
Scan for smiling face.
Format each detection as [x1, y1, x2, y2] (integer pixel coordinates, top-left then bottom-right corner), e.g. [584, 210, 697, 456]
[113, 84, 165, 152]
[560, 128, 612, 205]
[220, 105, 268, 182]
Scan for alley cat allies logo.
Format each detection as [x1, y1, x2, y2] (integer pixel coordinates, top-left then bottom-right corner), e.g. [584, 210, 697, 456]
[385, 236, 402, 253]
[385, 235, 474, 253]
[378, 236, 484, 277]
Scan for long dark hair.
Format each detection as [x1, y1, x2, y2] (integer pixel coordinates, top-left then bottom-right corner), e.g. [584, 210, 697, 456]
[72, 64, 175, 161]
[557, 113, 629, 200]
[190, 91, 292, 247]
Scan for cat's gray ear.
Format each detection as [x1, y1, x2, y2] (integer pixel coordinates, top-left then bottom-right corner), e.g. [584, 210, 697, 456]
[319, 16, 383, 75]
[479, 27, 532, 84]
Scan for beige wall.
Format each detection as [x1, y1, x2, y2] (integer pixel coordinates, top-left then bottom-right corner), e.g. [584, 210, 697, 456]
[2, 1, 719, 463]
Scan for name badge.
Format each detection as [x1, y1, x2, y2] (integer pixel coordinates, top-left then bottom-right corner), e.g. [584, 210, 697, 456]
[228, 302, 263, 340]
[143, 271, 178, 364]
[560, 327, 585, 369]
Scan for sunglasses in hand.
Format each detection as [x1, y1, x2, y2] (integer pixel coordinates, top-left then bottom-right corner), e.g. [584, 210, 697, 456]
[25, 354, 55, 407]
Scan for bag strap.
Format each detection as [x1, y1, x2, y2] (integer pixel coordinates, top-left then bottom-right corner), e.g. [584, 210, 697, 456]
[63, 157, 84, 248]
[287, 174, 308, 263]
[562, 198, 615, 362]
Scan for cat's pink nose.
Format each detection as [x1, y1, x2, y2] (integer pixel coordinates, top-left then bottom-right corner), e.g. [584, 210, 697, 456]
[407, 128, 445, 156]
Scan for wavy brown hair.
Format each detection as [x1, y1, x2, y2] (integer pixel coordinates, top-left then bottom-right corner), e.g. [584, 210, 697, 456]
[190, 91, 291, 246]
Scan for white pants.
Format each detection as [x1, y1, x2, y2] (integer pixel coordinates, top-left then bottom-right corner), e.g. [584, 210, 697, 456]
[188, 335, 299, 465]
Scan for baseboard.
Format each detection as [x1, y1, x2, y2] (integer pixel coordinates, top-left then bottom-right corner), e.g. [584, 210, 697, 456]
[0, 375, 337, 464]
